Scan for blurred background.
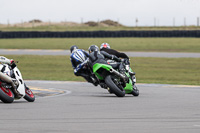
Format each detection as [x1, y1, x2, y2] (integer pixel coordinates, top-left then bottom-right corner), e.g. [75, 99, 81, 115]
[1, 0, 200, 30]
[0, 0, 199, 85]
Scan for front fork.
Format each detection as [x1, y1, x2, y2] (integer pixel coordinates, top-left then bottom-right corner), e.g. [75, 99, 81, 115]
[132, 75, 136, 83]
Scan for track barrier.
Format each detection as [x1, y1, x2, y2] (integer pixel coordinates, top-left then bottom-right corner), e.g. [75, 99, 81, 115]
[0, 30, 200, 38]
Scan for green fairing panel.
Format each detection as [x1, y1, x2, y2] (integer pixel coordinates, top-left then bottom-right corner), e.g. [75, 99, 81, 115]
[124, 79, 133, 93]
[124, 72, 133, 93]
[93, 63, 112, 73]
[93, 63, 112, 80]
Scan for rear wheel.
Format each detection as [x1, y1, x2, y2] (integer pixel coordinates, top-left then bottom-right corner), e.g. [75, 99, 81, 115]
[105, 75, 125, 97]
[0, 87, 14, 103]
[24, 86, 35, 102]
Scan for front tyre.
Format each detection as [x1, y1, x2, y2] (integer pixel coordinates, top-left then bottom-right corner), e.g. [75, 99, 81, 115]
[24, 86, 35, 102]
[0, 87, 14, 103]
[132, 85, 139, 96]
[105, 75, 125, 97]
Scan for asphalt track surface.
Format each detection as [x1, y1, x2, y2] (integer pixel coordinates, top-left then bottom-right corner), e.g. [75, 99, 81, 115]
[1, 49, 200, 58]
[1, 80, 200, 133]
[1, 49, 200, 132]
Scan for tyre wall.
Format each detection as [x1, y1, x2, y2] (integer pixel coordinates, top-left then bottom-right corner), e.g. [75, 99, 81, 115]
[0, 30, 200, 38]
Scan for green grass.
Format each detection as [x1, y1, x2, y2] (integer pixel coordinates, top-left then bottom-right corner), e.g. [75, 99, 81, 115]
[133, 57, 200, 85]
[1, 38, 200, 52]
[1, 25, 200, 31]
[5, 55, 200, 85]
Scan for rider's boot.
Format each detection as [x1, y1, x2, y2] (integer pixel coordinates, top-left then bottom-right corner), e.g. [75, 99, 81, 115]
[125, 65, 135, 76]
[129, 71, 136, 76]
[90, 77, 98, 86]
[99, 82, 108, 89]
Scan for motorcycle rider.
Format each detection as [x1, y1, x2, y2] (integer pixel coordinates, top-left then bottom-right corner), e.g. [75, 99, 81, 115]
[70, 45, 98, 86]
[88, 45, 129, 89]
[100, 43, 135, 75]
[88, 45, 127, 76]
[100, 43, 129, 60]
[0, 56, 21, 98]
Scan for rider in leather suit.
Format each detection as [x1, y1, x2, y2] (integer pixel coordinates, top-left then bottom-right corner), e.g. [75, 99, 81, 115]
[100, 43, 135, 75]
[88, 45, 125, 74]
[70, 45, 98, 86]
[0, 56, 20, 98]
[100, 42, 130, 64]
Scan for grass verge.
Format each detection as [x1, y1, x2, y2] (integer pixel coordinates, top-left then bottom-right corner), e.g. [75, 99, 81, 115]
[5, 55, 200, 86]
[0, 38, 200, 53]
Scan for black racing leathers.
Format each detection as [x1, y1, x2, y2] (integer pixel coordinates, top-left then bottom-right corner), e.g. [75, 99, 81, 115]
[89, 50, 124, 71]
[100, 48, 129, 59]
[100, 48, 130, 65]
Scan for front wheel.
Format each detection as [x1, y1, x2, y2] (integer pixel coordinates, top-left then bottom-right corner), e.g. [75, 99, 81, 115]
[0, 87, 14, 103]
[24, 86, 35, 102]
[105, 75, 125, 97]
[132, 85, 139, 96]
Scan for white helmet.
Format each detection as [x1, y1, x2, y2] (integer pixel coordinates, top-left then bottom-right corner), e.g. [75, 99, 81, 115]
[100, 43, 110, 49]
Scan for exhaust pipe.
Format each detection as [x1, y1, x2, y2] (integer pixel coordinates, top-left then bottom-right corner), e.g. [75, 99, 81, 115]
[0, 72, 13, 83]
[0, 72, 22, 98]
[109, 68, 126, 80]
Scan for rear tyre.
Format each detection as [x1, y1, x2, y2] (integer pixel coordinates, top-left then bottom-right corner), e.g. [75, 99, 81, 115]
[0, 87, 14, 103]
[105, 75, 125, 97]
[132, 85, 139, 96]
[24, 86, 35, 102]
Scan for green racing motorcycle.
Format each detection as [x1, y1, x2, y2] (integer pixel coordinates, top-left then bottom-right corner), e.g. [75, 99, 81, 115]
[92, 61, 139, 97]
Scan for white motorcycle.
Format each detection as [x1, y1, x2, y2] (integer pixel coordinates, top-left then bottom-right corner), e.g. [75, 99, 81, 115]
[0, 62, 35, 103]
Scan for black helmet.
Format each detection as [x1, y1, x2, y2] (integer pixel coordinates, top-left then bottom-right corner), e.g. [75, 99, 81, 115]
[88, 45, 99, 53]
[70, 45, 78, 53]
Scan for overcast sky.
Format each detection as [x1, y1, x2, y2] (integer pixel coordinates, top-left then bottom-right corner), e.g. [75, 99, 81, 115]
[0, 0, 200, 26]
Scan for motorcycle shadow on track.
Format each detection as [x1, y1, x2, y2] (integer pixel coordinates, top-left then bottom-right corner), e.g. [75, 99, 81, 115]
[89, 95, 138, 98]
[86, 90, 139, 98]
[0, 100, 28, 104]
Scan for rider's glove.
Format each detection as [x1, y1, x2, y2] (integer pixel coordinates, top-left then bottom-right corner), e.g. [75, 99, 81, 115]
[81, 58, 89, 69]
[74, 59, 89, 73]
[124, 58, 130, 65]
[118, 58, 123, 62]
[112, 55, 121, 62]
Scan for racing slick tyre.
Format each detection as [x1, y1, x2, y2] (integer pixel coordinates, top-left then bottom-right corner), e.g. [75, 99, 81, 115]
[24, 86, 35, 102]
[105, 75, 125, 97]
[0, 87, 14, 103]
[132, 85, 139, 96]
